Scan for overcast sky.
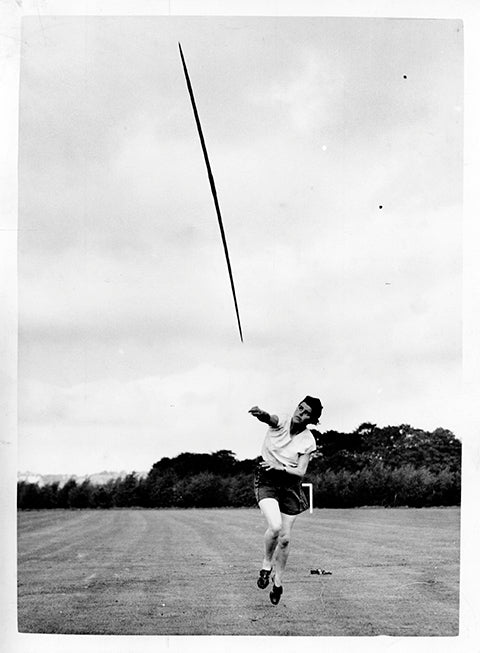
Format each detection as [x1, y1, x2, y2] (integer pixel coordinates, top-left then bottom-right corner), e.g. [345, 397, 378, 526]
[18, 15, 463, 475]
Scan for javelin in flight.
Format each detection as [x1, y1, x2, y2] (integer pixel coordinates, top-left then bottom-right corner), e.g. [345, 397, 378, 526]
[178, 42, 244, 343]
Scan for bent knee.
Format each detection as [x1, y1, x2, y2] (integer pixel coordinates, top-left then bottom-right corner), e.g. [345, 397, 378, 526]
[278, 533, 290, 548]
[268, 524, 282, 538]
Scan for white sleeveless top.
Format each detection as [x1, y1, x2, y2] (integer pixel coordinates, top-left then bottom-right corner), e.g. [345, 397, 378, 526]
[261, 414, 317, 469]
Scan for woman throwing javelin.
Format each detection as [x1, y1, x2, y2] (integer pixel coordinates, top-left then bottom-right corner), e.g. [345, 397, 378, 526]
[249, 396, 323, 605]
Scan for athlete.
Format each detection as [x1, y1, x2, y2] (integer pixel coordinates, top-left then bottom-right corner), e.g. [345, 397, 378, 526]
[249, 396, 323, 605]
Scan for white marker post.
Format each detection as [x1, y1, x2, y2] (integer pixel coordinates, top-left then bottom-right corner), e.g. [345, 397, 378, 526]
[302, 482, 313, 514]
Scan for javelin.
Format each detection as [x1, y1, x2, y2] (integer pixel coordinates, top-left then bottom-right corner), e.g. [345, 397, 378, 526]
[178, 42, 244, 343]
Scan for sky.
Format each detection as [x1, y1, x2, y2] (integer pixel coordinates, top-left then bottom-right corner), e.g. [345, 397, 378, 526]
[17, 15, 463, 475]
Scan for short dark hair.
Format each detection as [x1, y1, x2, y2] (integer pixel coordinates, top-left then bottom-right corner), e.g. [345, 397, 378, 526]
[300, 396, 323, 424]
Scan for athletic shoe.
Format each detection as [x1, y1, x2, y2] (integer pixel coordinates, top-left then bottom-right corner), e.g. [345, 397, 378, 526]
[269, 583, 283, 605]
[257, 569, 271, 589]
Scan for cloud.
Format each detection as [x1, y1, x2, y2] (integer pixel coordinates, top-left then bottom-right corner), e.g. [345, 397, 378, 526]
[254, 49, 345, 133]
[17, 16, 463, 474]
[18, 363, 286, 473]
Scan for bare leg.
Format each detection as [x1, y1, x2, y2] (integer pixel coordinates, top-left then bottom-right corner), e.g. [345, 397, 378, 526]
[258, 498, 282, 570]
[272, 512, 298, 587]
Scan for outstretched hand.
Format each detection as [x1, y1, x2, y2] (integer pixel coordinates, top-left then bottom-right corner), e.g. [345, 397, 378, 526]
[248, 406, 264, 418]
[249, 406, 279, 427]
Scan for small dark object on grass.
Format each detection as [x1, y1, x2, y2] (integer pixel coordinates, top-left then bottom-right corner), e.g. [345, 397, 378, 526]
[310, 568, 332, 575]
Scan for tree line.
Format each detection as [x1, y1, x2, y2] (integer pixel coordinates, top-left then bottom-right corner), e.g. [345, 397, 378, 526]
[17, 424, 461, 510]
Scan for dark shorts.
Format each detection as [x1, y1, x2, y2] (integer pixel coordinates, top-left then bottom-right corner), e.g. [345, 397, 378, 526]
[253, 464, 309, 516]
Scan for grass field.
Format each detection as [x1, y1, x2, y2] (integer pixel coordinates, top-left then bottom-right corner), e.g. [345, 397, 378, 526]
[17, 507, 460, 636]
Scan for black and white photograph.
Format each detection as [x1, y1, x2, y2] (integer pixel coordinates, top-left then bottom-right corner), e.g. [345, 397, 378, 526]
[2, 0, 480, 650]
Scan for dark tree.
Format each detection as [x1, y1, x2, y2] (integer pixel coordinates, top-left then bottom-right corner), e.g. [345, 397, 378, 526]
[17, 426, 461, 509]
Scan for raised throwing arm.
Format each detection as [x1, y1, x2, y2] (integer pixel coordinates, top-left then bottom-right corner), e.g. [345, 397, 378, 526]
[248, 406, 279, 428]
